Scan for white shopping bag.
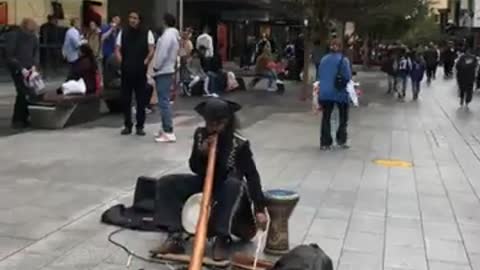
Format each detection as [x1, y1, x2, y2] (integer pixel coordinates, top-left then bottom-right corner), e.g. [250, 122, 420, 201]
[23, 69, 46, 95]
[312, 81, 320, 113]
[62, 78, 87, 95]
[346, 80, 359, 107]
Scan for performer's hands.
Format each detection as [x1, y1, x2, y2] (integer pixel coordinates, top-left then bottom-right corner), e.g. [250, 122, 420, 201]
[256, 212, 268, 231]
[199, 135, 216, 155]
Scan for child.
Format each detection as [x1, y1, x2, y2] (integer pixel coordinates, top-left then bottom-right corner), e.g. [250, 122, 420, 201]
[410, 54, 426, 101]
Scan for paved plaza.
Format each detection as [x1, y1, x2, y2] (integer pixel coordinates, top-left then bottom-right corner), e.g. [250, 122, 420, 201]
[1, 72, 480, 269]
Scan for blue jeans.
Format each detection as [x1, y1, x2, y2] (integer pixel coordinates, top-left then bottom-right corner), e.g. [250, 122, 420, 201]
[264, 70, 278, 88]
[155, 74, 174, 133]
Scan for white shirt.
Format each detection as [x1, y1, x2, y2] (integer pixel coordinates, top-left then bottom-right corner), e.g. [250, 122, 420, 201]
[196, 33, 214, 57]
[62, 27, 83, 63]
[116, 30, 155, 47]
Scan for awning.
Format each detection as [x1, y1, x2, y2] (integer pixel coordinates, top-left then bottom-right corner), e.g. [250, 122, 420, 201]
[184, 0, 270, 9]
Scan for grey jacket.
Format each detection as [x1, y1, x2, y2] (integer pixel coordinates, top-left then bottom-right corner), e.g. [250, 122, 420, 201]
[152, 27, 180, 76]
[5, 29, 39, 72]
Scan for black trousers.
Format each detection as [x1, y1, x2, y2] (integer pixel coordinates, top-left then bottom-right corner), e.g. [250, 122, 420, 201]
[122, 72, 147, 129]
[154, 174, 256, 239]
[444, 61, 454, 77]
[459, 82, 474, 104]
[9, 69, 30, 125]
[320, 101, 349, 147]
[426, 65, 436, 82]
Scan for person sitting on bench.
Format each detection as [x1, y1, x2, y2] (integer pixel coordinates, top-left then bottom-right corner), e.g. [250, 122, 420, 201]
[249, 47, 282, 92]
[64, 44, 98, 95]
[150, 98, 268, 262]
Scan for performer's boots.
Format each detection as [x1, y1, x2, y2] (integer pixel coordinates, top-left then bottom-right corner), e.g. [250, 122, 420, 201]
[212, 236, 231, 261]
[150, 233, 186, 255]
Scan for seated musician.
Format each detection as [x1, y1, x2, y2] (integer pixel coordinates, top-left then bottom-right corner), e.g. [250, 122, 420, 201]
[151, 98, 268, 261]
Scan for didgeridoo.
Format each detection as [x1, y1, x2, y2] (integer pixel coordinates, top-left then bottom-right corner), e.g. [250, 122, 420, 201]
[188, 134, 218, 270]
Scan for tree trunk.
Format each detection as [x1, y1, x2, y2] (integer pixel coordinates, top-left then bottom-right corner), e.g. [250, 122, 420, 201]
[362, 35, 370, 67]
[301, 27, 311, 101]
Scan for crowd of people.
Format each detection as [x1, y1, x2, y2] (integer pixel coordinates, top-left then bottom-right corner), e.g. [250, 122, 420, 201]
[381, 41, 480, 107]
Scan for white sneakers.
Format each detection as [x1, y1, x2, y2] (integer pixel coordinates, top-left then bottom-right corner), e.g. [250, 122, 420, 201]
[154, 132, 177, 143]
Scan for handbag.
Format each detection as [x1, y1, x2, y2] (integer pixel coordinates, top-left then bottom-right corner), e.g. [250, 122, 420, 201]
[334, 55, 348, 91]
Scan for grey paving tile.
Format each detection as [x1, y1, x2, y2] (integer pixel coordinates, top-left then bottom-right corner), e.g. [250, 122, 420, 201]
[306, 218, 349, 240]
[386, 227, 424, 248]
[0, 237, 33, 260]
[348, 214, 385, 235]
[470, 253, 480, 270]
[384, 246, 427, 270]
[423, 222, 462, 242]
[24, 230, 89, 256]
[462, 232, 480, 254]
[428, 261, 472, 270]
[419, 195, 456, 222]
[0, 251, 58, 270]
[425, 239, 469, 264]
[343, 231, 384, 254]
[338, 250, 382, 270]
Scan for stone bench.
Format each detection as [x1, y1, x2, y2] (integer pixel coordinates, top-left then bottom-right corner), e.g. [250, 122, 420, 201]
[28, 93, 101, 129]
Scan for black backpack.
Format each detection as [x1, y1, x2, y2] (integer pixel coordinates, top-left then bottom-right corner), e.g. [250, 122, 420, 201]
[272, 244, 333, 270]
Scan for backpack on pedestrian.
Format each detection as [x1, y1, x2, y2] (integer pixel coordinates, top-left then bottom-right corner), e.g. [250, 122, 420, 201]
[272, 244, 333, 270]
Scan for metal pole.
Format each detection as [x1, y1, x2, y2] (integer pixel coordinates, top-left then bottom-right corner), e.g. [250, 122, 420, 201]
[179, 0, 184, 31]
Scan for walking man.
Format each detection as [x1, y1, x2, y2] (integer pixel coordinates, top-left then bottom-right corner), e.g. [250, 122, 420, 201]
[5, 18, 39, 129]
[152, 13, 180, 143]
[62, 18, 83, 65]
[317, 39, 352, 150]
[115, 11, 155, 136]
[456, 48, 478, 108]
[424, 43, 439, 85]
[442, 42, 456, 78]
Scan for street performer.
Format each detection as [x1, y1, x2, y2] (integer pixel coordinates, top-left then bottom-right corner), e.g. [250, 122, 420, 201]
[151, 98, 268, 262]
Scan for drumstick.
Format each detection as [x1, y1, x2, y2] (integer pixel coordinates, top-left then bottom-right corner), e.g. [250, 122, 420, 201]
[188, 134, 218, 270]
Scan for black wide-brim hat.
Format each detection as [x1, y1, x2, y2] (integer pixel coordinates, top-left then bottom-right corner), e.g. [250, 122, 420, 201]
[194, 98, 242, 122]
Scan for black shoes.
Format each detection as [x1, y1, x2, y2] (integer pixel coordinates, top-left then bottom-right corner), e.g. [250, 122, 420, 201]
[136, 128, 146, 136]
[121, 127, 146, 136]
[120, 127, 132, 135]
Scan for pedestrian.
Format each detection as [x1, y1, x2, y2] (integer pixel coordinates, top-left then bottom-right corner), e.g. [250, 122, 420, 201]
[5, 18, 39, 129]
[196, 26, 214, 58]
[317, 39, 352, 150]
[152, 13, 180, 143]
[101, 15, 121, 67]
[250, 47, 281, 92]
[67, 44, 98, 95]
[255, 33, 271, 61]
[39, 15, 61, 74]
[396, 50, 411, 100]
[442, 42, 456, 78]
[86, 21, 102, 66]
[62, 18, 83, 65]
[149, 98, 268, 262]
[455, 48, 478, 108]
[423, 43, 439, 84]
[115, 11, 155, 136]
[294, 33, 305, 81]
[381, 48, 398, 94]
[410, 53, 426, 100]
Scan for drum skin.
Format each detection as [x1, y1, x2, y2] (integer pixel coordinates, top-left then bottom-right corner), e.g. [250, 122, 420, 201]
[264, 189, 300, 255]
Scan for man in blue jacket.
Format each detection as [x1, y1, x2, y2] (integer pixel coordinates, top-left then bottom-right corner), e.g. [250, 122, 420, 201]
[317, 39, 352, 150]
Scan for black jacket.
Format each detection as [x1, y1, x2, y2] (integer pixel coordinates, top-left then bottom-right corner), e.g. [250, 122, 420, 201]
[189, 127, 266, 212]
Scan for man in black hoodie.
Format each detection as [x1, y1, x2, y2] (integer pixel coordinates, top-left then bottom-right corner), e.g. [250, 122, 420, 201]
[424, 43, 439, 84]
[442, 42, 457, 78]
[5, 18, 39, 129]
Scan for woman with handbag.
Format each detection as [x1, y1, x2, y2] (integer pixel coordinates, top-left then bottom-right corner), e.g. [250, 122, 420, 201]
[316, 39, 352, 150]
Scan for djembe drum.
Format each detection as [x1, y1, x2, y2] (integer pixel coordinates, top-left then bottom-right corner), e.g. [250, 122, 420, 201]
[264, 189, 300, 255]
